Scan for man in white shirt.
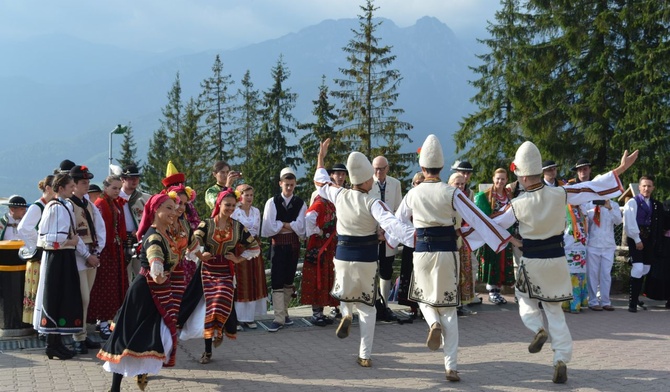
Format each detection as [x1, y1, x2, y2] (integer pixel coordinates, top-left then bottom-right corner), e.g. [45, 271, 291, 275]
[261, 168, 306, 332]
[369, 156, 402, 321]
[118, 164, 150, 284]
[623, 175, 663, 312]
[0, 195, 28, 240]
[586, 197, 622, 311]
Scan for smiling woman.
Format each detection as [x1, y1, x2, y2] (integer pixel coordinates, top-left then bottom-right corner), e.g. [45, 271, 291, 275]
[97, 193, 181, 392]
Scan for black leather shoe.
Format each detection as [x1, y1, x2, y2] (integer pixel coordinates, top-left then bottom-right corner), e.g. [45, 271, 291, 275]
[383, 308, 398, 322]
[73, 341, 88, 354]
[84, 337, 101, 349]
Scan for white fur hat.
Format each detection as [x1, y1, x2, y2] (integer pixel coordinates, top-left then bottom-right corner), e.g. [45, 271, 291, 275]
[419, 134, 444, 168]
[347, 152, 375, 185]
[280, 167, 296, 179]
[512, 141, 543, 176]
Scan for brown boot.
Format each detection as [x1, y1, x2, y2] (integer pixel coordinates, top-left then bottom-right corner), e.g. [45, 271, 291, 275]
[426, 322, 442, 351]
[528, 328, 548, 353]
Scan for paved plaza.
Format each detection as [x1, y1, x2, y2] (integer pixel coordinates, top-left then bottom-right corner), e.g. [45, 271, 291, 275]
[0, 293, 668, 392]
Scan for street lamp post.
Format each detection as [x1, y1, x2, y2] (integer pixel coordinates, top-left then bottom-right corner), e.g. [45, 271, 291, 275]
[108, 124, 128, 174]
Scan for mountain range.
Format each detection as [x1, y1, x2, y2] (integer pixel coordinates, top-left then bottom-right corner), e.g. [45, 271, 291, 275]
[0, 16, 481, 200]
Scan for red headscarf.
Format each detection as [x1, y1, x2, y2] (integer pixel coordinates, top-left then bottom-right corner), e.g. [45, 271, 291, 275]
[211, 188, 237, 218]
[137, 193, 171, 242]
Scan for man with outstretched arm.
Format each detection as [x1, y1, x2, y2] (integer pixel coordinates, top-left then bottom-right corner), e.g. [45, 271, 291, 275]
[467, 142, 638, 384]
[314, 139, 415, 368]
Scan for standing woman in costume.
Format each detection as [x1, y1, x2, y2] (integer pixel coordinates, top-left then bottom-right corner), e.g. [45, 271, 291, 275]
[89, 175, 128, 329]
[178, 189, 260, 364]
[165, 185, 199, 306]
[18, 174, 55, 325]
[33, 173, 82, 360]
[302, 173, 341, 326]
[231, 184, 268, 329]
[449, 173, 477, 315]
[474, 168, 515, 304]
[97, 194, 179, 392]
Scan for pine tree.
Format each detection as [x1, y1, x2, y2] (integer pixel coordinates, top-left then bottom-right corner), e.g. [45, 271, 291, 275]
[247, 55, 301, 203]
[231, 70, 262, 173]
[116, 123, 139, 169]
[332, 0, 413, 180]
[199, 55, 235, 163]
[298, 76, 344, 184]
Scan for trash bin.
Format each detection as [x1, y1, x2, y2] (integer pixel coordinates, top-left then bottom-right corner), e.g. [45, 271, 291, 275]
[0, 240, 33, 337]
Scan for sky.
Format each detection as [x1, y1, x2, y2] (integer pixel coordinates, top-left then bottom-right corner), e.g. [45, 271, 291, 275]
[0, 0, 501, 52]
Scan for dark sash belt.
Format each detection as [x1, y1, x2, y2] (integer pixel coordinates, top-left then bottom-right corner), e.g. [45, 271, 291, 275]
[336, 234, 379, 262]
[415, 226, 457, 252]
[522, 234, 564, 258]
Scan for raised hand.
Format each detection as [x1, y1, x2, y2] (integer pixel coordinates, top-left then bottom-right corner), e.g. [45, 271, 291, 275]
[614, 149, 639, 176]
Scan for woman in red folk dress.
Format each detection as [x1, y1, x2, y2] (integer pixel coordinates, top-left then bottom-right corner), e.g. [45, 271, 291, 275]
[164, 185, 199, 307]
[90, 175, 128, 330]
[231, 184, 268, 329]
[178, 189, 260, 364]
[301, 188, 339, 326]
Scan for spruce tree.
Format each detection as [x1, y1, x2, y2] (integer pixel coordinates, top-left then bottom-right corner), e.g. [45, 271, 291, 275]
[247, 55, 301, 203]
[144, 128, 169, 194]
[143, 73, 183, 193]
[231, 70, 262, 174]
[116, 123, 139, 169]
[199, 55, 235, 162]
[171, 97, 210, 214]
[332, 0, 413, 181]
[298, 76, 344, 186]
[455, 0, 532, 184]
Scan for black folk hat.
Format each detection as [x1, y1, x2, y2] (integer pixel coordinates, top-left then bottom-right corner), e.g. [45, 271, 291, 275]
[56, 159, 76, 174]
[88, 184, 103, 193]
[451, 160, 473, 172]
[5, 195, 28, 208]
[121, 164, 142, 178]
[69, 165, 94, 180]
[542, 160, 559, 171]
[570, 158, 591, 171]
[328, 163, 348, 174]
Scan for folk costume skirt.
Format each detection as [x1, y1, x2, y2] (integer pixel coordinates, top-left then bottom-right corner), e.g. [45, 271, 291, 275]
[33, 249, 83, 334]
[331, 259, 378, 306]
[516, 256, 573, 302]
[409, 251, 460, 307]
[98, 268, 178, 376]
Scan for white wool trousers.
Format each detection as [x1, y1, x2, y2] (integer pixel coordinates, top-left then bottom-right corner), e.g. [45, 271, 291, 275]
[586, 246, 615, 306]
[517, 292, 572, 365]
[341, 301, 376, 360]
[418, 303, 459, 371]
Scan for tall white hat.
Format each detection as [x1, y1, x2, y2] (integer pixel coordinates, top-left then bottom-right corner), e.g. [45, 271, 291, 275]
[512, 141, 543, 176]
[419, 134, 444, 168]
[347, 152, 375, 185]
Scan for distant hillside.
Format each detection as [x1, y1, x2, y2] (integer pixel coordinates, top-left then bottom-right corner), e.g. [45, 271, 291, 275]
[0, 16, 479, 198]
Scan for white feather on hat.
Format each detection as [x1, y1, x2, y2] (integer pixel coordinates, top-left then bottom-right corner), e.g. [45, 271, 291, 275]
[347, 152, 375, 185]
[109, 164, 123, 176]
[512, 141, 543, 176]
[419, 134, 444, 168]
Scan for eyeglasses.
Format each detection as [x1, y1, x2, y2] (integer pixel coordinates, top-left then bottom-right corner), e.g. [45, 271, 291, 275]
[374, 166, 387, 172]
